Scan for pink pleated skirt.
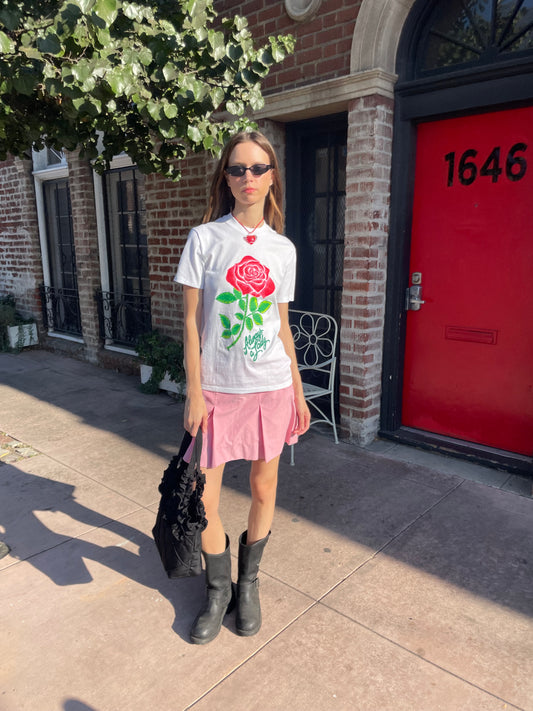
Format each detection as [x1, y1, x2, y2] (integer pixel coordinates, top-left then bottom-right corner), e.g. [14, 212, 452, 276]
[185, 385, 298, 469]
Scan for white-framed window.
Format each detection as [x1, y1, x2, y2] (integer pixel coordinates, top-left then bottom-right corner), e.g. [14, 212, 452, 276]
[93, 154, 151, 350]
[33, 148, 83, 340]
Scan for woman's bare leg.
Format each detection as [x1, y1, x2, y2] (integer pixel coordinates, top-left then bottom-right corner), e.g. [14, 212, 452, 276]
[247, 456, 280, 543]
[234, 456, 279, 636]
[200, 463, 226, 554]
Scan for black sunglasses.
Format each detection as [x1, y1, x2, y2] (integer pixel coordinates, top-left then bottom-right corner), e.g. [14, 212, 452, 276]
[225, 163, 273, 177]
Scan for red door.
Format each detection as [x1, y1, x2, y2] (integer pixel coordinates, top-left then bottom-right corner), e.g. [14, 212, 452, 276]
[402, 106, 533, 456]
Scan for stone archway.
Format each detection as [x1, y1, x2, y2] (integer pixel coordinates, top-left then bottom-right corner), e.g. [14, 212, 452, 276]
[351, 0, 417, 74]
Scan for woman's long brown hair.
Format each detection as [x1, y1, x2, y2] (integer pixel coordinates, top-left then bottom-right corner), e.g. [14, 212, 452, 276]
[202, 131, 284, 233]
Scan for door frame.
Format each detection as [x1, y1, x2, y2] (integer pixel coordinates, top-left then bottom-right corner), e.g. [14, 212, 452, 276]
[380, 16, 533, 473]
[285, 113, 348, 421]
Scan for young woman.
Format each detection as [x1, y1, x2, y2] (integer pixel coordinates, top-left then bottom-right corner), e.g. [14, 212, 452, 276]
[174, 130, 310, 645]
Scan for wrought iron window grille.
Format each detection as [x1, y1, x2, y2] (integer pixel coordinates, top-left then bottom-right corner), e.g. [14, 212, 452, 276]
[39, 285, 82, 337]
[95, 289, 152, 348]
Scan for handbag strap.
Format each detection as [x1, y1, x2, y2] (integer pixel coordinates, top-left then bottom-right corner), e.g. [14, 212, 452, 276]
[176, 430, 193, 461]
[187, 429, 203, 475]
[176, 429, 203, 473]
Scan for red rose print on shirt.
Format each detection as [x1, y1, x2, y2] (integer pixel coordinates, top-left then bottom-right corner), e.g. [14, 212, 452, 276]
[216, 256, 274, 353]
[226, 255, 275, 299]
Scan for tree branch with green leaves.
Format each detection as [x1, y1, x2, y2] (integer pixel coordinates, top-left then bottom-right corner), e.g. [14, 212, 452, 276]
[0, 0, 294, 178]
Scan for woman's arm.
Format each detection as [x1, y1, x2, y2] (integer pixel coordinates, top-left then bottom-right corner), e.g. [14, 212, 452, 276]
[182, 285, 208, 436]
[278, 303, 311, 436]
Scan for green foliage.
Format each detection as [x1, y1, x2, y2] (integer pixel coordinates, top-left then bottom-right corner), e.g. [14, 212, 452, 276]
[136, 329, 185, 394]
[0, 294, 35, 352]
[0, 0, 295, 179]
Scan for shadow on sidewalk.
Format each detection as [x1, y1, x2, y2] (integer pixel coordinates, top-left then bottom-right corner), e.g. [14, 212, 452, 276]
[1, 350, 532, 623]
[0, 464, 225, 643]
[64, 700, 99, 711]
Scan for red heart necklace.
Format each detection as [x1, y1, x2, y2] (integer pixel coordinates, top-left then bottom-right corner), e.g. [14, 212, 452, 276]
[232, 214, 264, 244]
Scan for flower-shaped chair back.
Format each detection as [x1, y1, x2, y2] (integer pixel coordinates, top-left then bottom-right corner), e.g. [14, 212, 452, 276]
[288, 309, 340, 458]
[289, 309, 338, 369]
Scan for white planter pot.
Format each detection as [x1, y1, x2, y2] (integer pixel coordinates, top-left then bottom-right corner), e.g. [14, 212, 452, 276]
[140, 364, 184, 395]
[7, 323, 38, 349]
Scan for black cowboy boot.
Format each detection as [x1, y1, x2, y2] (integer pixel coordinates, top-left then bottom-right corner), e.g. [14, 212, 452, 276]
[236, 530, 270, 637]
[190, 535, 235, 645]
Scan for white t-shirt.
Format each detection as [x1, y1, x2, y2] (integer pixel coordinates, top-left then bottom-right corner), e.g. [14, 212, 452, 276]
[174, 214, 296, 394]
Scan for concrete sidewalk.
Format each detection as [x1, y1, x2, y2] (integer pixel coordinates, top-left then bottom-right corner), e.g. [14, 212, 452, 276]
[1, 350, 531, 711]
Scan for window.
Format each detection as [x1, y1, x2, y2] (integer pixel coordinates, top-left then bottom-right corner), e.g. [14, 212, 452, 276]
[105, 167, 149, 297]
[40, 179, 82, 335]
[419, 0, 533, 74]
[287, 118, 347, 320]
[46, 148, 64, 166]
[95, 164, 151, 348]
[33, 148, 82, 338]
[44, 180, 76, 292]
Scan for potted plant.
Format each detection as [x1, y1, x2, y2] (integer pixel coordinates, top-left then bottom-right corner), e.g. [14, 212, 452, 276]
[0, 295, 38, 352]
[136, 330, 185, 395]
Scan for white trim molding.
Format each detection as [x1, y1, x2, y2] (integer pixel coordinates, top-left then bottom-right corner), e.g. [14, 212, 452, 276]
[285, 0, 322, 22]
[253, 69, 397, 122]
[93, 152, 135, 301]
[351, 0, 416, 74]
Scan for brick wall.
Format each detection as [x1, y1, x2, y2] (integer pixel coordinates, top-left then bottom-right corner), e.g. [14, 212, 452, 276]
[66, 150, 102, 364]
[145, 152, 213, 342]
[341, 95, 394, 444]
[0, 156, 43, 320]
[214, 0, 361, 92]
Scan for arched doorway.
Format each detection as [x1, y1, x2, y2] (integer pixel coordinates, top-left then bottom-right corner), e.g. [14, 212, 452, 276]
[381, 0, 533, 472]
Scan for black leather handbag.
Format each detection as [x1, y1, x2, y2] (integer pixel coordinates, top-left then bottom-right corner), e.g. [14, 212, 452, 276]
[152, 430, 207, 578]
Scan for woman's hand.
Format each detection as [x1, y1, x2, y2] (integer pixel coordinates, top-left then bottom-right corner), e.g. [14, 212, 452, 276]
[277, 303, 312, 437]
[184, 391, 208, 437]
[293, 391, 311, 436]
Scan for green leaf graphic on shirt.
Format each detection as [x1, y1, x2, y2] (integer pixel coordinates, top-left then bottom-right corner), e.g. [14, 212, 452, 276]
[258, 301, 271, 313]
[217, 296, 274, 351]
[217, 292, 238, 304]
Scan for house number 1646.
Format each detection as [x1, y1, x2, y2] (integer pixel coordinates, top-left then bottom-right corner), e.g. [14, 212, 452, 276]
[444, 142, 528, 187]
